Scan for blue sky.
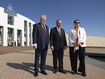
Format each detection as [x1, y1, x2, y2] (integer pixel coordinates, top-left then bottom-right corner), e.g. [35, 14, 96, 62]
[0, 0, 105, 37]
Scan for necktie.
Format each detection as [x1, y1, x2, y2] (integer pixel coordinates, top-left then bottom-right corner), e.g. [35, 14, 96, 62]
[42, 25, 46, 32]
[58, 28, 61, 36]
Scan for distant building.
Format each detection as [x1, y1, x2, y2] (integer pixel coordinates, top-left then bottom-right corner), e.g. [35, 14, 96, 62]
[0, 6, 35, 46]
[86, 36, 105, 47]
[66, 34, 105, 47]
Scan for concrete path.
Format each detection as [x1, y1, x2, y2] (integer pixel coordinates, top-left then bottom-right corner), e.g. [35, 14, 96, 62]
[0, 49, 105, 79]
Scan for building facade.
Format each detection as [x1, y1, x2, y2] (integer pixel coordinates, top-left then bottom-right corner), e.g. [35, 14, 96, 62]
[0, 6, 35, 46]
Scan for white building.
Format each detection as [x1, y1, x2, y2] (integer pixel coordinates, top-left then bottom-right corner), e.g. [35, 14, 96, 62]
[0, 6, 35, 46]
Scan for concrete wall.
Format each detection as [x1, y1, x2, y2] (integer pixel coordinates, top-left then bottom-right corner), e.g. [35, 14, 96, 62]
[86, 36, 105, 47]
[66, 34, 105, 47]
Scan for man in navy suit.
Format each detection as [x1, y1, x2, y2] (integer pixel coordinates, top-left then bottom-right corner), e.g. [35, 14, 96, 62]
[32, 15, 49, 77]
[50, 19, 67, 74]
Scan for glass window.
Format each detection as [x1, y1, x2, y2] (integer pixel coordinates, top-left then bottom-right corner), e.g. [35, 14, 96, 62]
[8, 15, 14, 25]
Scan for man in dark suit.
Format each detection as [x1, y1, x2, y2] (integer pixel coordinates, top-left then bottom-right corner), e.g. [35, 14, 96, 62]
[50, 19, 67, 74]
[32, 15, 49, 77]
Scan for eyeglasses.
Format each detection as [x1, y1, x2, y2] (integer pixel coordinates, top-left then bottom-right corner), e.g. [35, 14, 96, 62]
[75, 22, 80, 24]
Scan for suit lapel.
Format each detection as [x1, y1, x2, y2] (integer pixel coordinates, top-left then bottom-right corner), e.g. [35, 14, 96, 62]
[38, 23, 43, 35]
[55, 27, 63, 38]
[60, 28, 63, 37]
[55, 27, 60, 36]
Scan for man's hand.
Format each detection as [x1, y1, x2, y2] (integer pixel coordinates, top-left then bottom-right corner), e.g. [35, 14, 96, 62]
[33, 44, 37, 49]
[64, 46, 67, 50]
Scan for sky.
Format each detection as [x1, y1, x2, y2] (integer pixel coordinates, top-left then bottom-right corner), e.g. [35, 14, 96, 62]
[0, 0, 105, 37]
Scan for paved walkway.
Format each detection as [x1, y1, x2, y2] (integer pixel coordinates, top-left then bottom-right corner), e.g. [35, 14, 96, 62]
[0, 46, 33, 54]
[0, 48, 105, 79]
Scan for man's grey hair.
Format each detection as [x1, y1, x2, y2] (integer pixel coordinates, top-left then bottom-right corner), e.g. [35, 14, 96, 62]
[40, 15, 47, 19]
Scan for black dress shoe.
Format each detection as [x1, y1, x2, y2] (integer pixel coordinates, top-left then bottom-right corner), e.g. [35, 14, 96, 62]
[53, 69, 57, 73]
[34, 72, 38, 77]
[71, 71, 77, 74]
[59, 70, 66, 74]
[41, 70, 47, 75]
[81, 73, 86, 77]
[71, 71, 75, 74]
[78, 68, 82, 73]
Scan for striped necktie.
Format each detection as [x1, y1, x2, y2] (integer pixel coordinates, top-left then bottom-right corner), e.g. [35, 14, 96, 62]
[42, 25, 46, 32]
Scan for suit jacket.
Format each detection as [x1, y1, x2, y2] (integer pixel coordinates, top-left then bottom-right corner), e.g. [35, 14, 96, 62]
[50, 27, 67, 49]
[32, 22, 49, 49]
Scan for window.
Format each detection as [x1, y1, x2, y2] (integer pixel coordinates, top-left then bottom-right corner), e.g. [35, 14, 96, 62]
[8, 15, 14, 25]
[29, 22, 31, 36]
[24, 20, 27, 45]
[24, 20, 27, 33]
[29, 23, 31, 45]
[24, 20, 27, 27]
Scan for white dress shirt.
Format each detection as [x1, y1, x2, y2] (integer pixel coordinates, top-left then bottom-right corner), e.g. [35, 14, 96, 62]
[69, 27, 86, 47]
[56, 27, 61, 35]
